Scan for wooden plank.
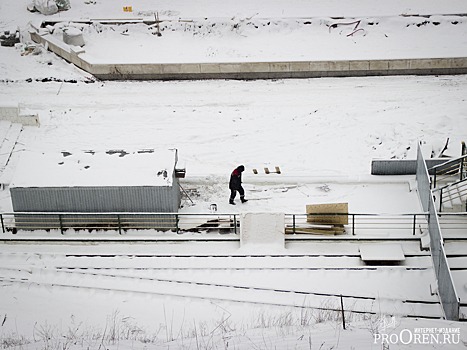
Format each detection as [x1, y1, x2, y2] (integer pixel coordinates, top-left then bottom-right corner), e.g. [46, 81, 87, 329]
[285, 227, 345, 235]
[285, 224, 345, 235]
[306, 202, 348, 225]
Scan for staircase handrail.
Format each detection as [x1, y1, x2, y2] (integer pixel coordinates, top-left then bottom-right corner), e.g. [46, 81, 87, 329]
[429, 154, 467, 189]
[429, 154, 467, 172]
[434, 177, 467, 212]
[433, 176, 467, 193]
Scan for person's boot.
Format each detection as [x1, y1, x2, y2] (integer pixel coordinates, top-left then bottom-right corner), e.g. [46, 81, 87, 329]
[241, 196, 248, 203]
[229, 198, 236, 205]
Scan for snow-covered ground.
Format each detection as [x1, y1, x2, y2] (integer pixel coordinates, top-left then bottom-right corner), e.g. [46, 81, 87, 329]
[79, 15, 467, 63]
[1, 1, 467, 349]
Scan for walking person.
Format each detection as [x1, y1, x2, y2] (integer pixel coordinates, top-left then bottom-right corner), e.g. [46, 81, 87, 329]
[229, 165, 248, 205]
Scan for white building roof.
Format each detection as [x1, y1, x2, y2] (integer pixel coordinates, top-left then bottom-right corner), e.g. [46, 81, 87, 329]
[10, 149, 177, 188]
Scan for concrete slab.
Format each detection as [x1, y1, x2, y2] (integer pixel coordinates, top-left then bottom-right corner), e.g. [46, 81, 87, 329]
[359, 244, 406, 262]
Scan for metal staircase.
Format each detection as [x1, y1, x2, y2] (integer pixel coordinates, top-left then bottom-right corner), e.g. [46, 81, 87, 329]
[430, 151, 467, 213]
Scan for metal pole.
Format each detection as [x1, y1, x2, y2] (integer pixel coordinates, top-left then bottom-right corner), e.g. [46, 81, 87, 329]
[176, 214, 179, 234]
[461, 158, 464, 181]
[117, 214, 122, 234]
[234, 214, 237, 234]
[413, 214, 416, 235]
[59, 214, 64, 235]
[293, 215, 296, 234]
[0, 214, 4, 233]
[352, 214, 355, 235]
[340, 294, 346, 330]
[439, 189, 443, 212]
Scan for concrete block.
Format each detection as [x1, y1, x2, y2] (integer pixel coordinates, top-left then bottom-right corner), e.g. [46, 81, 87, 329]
[145, 64, 163, 74]
[329, 61, 349, 71]
[388, 59, 410, 70]
[309, 61, 330, 71]
[118, 64, 161, 75]
[449, 58, 467, 68]
[180, 64, 201, 74]
[200, 63, 221, 73]
[429, 58, 451, 69]
[269, 62, 290, 72]
[289, 61, 311, 72]
[162, 64, 200, 74]
[0, 104, 39, 126]
[63, 28, 85, 47]
[79, 59, 93, 72]
[91, 64, 113, 75]
[240, 212, 285, 248]
[240, 62, 269, 73]
[369, 60, 389, 70]
[70, 46, 85, 55]
[410, 58, 450, 69]
[359, 244, 405, 262]
[161, 64, 183, 74]
[0, 105, 19, 119]
[69, 53, 85, 68]
[349, 60, 370, 71]
[16, 114, 40, 126]
[112, 64, 131, 75]
[219, 63, 243, 73]
[44, 34, 71, 53]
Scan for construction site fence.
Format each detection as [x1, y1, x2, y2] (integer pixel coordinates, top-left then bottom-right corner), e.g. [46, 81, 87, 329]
[416, 143, 460, 321]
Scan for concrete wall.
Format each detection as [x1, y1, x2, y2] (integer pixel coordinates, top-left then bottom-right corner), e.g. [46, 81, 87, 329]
[31, 30, 467, 81]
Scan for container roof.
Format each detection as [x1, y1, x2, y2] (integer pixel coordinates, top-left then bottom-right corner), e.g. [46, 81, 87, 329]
[10, 149, 178, 188]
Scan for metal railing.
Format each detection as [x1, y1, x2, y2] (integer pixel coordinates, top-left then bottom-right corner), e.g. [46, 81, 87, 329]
[430, 154, 467, 189]
[285, 213, 428, 236]
[0, 212, 240, 235]
[435, 177, 467, 212]
[0, 211, 432, 238]
[416, 143, 460, 321]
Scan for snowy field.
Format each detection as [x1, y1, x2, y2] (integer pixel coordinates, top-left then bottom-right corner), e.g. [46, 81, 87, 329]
[1, 1, 467, 349]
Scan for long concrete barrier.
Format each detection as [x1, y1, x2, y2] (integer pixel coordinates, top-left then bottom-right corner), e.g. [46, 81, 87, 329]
[30, 30, 467, 81]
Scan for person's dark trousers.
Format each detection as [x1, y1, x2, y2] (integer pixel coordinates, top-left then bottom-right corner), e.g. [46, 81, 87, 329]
[230, 187, 246, 203]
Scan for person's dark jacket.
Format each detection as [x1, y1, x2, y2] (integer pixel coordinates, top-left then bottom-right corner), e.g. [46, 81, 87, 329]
[229, 166, 244, 190]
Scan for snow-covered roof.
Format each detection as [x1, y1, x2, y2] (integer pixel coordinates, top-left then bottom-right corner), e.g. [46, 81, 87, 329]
[10, 149, 178, 188]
